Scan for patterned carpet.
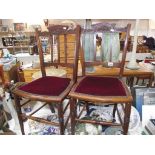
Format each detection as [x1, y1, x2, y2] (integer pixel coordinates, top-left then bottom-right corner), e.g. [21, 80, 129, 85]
[6, 99, 142, 135]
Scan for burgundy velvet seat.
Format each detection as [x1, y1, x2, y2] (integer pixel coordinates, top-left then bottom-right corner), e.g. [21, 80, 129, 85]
[75, 76, 126, 96]
[19, 76, 71, 96]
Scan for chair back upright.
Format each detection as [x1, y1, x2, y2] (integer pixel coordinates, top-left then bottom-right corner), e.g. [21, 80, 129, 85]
[35, 25, 81, 83]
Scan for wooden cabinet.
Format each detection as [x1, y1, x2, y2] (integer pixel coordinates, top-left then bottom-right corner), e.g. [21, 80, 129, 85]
[23, 68, 40, 82]
[59, 34, 76, 63]
[23, 67, 73, 82]
[23, 67, 74, 82]
[3, 65, 19, 83]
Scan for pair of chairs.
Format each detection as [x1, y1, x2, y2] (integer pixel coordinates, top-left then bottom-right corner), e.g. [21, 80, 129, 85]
[13, 23, 132, 135]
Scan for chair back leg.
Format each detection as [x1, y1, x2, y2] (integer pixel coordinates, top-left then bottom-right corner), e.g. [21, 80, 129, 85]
[57, 103, 64, 135]
[123, 102, 132, 135]
[70, 98, 77, 135]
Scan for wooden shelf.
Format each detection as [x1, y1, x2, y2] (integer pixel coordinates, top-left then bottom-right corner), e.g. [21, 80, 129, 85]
[0, 32, 16, 36]
[0, 31, 35, 54]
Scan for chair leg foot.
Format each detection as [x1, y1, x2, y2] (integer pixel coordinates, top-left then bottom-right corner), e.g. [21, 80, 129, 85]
[112, 104, 117, 122]
[14, 95, 25, 135]
[48, 103, 55, 113]
[86, 103, 89, 115]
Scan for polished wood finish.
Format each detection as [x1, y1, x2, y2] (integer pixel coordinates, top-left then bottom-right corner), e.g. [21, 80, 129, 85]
[0, 64, 5, 85]
[88, 64, 154, 87]
[12, 25, 81, 135]
[90, 64, 153, 77]
[69, 23, 133, 135]
[2, 62, 24, 83]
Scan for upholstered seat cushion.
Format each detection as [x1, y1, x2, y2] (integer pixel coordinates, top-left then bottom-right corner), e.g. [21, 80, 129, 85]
[75, 76, 126, 96]
[19, 76, 71, 96]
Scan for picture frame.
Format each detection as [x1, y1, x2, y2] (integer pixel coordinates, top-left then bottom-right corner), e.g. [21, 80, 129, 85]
[0, 25, 9, 32]
[14, 23, 26, 31]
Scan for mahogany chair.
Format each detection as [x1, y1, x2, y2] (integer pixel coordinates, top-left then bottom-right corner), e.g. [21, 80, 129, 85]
[12, 25, 81, 135]
[69, 23, 133, 135]
[0, 64, 5, 85]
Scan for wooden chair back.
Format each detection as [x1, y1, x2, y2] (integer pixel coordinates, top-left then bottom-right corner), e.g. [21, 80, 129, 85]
[80, 23, 131, 78]
[35, 25, 81, 83]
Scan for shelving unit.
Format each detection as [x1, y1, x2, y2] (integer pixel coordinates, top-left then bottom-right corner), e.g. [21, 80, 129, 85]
[0, 31, 35, 54]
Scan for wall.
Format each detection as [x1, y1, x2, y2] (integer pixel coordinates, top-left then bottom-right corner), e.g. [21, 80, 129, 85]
[2, 19, 46, 32]
[2, 19, 155, 37]
[46, 19, 155, 38]
[92, 19, 151, 37]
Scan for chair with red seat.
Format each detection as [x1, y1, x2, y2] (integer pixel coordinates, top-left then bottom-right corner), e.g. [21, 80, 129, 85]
[12, 24, 81, 135]
[69, 23, 133, 135]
